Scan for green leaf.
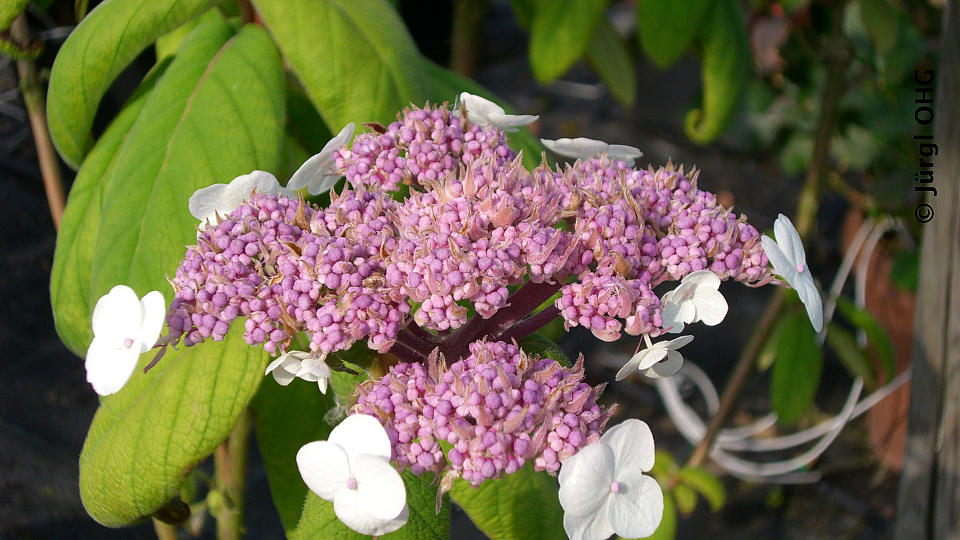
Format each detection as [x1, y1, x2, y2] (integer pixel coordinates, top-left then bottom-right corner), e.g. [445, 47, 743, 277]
[860, 0, 899, 55]
[835, 297, 895, 379]
[675, 466, 725, 512]
[252, 377, 335, 533]
[529, 0, 608, 83]
[890, 248, 919, 292]
[450, 463, 565, 540]
[421, 59, 544, 170]
[46, 0, 218, 168]
[286, 84, 335, 157]
[50, 57, 172, 356]
[291, 472, 450, 540]
[636, 0, 711, 68]
[585, 19, 636, 107]
[79, 324, 267, 526]
[254, 0, 430, 130]
[641, 490, 676, 540]
[757, 313, 787, 373]
[155, 7, 223, 61]
[770, 312, 823, 426]
[673, 484, 697, 515]
[649, 450, 677, 479]
[87, 22, 285, 309]
[0, 0, 29, 32]
[825, 324, 875, 388]
[518, 333, 571, 366]
[683, 0, 750, 144]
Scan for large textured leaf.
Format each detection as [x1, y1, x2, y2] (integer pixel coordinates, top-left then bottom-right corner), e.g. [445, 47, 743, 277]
[636, 0, 711, 68]
[450, 464, 565, 540]
[683, 0, 750, 144]
[72, 20, 284, 527]
[87, 22, 285, 306]
[528, 0, 607, 83]
[50, 58, 171, 356]
[46, 0, 217, 167]
[254, 0, 430, 130]
[154, 7, 223, 61]
[585, 19, 636, 107]
[770, 312, 823, 425]
[252, 378, 335, 533]
[422, 59, 543, 169]
[291, 472, 450, 540]
[80, 324, 267, 526]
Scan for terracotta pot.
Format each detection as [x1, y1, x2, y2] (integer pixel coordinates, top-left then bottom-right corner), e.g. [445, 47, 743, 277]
[840, 210, 914, 471]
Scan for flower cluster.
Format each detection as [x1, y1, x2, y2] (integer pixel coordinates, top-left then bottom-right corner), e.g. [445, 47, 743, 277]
[354, 340, 612, 486]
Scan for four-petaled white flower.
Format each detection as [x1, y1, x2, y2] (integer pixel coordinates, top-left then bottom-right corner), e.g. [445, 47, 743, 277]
[85, 285, 165, 396]
[189, 170, 281, 229]
[458, 92, 539, 132]
[540, 137, 644, 166]
[660, 270, 728, 334]
[761, 213, 823, 332]
[286, 123, 355, 195]
[265, 350, 331, 394]
[297, 414, 408, 536]
[559, 419, 664, 540]
[616, 334, 693, 381]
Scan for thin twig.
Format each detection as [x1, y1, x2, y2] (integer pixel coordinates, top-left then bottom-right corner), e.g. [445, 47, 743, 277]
[10, 14, 65, 230]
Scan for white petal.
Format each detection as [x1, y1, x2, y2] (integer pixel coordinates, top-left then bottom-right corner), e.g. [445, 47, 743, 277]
[558, 443, 615, 517]
[606, 144, 644, 165]
[227, 170, 281, 204]
[460, 92, 505, 121]
[334, 488, 409, 536]
[615, 350, 653, 381]
[599, 419, 656, 472]
[136, 291, 166, 352]
[264, 357, 298, 386]
[487, 111, 539, 132]
[317, 378, 328, 394]
[642, 350, 684, 379]
[692, 289, 728, 326]
[85, 338, 140, 396]
[660, 301, 685, 334]
[634, 347, 669, 371]
[91, 285, 142, 345]
[290, 122, 354, 195]
[352, 454, 407, 520]
[682, 269, 721, 290]
[664, 335, 695, 351]
[328, 414, 392, 462]
[606, 472, 664, 539]
[795, 273, 823, 332]
[188, 183, 230, 223]
[762, 236, 800, 289]
[296, 441, 349, 501]
[297, 356, 331, 382]
[773, 213, 806, 266]
[563, 505, 615, 540]
[541, 137, 608, 160]
[675, 301, 698, 325]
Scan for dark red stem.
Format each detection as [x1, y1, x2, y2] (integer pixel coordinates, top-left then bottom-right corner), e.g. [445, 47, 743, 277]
[498, 305, 561, 342]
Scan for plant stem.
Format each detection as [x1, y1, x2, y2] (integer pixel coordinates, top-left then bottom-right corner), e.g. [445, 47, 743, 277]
[10, 14, 65, 230]
[153, 518, 178, 540]
[390, 339, 428, 364]
[397, 328, 435, 355]
[213, 408, 252, 540]
[685, 3, 849, 469]
[499, 305, 560, 342]
[407, 322, 440, 344]
[449, 0, 490, 77]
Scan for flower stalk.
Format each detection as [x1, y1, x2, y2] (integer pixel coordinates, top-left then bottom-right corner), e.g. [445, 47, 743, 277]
[213, 408, 252, 540]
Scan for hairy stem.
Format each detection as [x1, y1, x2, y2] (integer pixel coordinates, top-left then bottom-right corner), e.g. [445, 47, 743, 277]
[153, 519, 178, 540]
[397, 328, 435, 355]
[499, 305, 560, 342]
[213, 408, 252, 540]
[11, 15, 65, 230]
[407, 322, 440, 344]
[449, 0, 490, 77]
[389, 340, 427, 364]
[685, 3, 849, 468]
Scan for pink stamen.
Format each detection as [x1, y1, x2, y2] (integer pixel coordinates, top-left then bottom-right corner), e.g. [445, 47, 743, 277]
[609, 481, 621, 494]
[795, 263, 805, 273]
[346, 477, 358, 490]
[123, 338, 135, 348]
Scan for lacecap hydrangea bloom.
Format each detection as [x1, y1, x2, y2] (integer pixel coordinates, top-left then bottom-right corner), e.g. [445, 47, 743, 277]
[129, 94, 822, 536]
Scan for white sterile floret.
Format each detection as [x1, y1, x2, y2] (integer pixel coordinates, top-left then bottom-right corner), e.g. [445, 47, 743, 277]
[286, 122, 355, 195]
[264, 350, 331, 394]
[660, 270, 728, 334]
[458, 92, 539, 132]
[297, 414, 408, 536]
[85, 285, 165, 396]
[761, 213, 823, 332]
[616, 335, 694, 381]
[189, 170, 281, 229]
[559, 419, 664, 540]
[540, 137, 644, 166]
